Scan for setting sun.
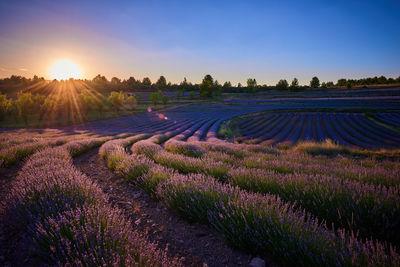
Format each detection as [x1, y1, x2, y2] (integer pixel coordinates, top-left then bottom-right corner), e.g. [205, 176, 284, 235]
[49, 60, 82, 80]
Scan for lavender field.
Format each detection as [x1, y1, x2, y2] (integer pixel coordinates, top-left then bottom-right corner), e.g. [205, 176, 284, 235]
[0, 101, 399, 266]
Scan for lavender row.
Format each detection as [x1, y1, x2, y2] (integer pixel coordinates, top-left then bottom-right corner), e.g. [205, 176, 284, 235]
[140, 140, 400, 243]
[197, 141, 400, 187]
[236, 112, 400, 148]
[3, 143, 179, 265]
[106, 141, 400, 266]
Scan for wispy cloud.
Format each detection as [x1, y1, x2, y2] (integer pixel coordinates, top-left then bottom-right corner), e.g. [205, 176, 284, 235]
[0, 67, 7, 71]
[19, 68, 28, 71]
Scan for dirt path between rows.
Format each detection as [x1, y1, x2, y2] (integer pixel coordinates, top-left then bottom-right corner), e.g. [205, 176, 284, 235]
[73, 148, 259, 267]
[0, 161, 25, 267]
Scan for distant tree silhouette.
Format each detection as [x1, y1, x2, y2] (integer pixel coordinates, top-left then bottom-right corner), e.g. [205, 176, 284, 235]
[111, 77, 121, 85]
[93, 74, 108, 84]
[142, 77, 152, 86]
[378, 76, 387, 84]
[337, 79, 347, 87]
[199, 74, 214, 97]
[310, 76, 320, 88]
[326, 81, 334, 87]
[276, 79, 289, 90]
[156, 76, 167, 88]
[223, 81, 232, 88]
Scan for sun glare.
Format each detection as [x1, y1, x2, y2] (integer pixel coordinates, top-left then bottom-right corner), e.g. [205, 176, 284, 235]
[50, 60, 82, 80]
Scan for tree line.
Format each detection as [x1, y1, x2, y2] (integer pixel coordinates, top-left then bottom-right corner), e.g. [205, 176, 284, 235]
[0, 90, 142, 125]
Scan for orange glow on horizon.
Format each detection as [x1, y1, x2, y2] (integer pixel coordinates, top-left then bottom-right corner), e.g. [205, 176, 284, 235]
[49, 60, 82, 80]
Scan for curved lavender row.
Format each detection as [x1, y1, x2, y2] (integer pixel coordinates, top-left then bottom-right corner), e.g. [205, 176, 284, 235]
[3, 144, 178, 266]
[315, 113, 327, 141]
[336, 114, 390, 149]
[0, 133, 106, 169]
[205, 119, 224, 142]
[148, 119, 199, 144]
[173, 119, 210, 141]
[360, 115, 400, 139]
[99, 133, 151, 158]
[239, 114, 276, 134]
[342, 114, 398, 146]
[132, 140, 400, 241]
[263, 113, 300, 145]
[376, 113, 400, 128]
[227, 166, 400, 244]
[352, 114, 400, 143]
[142, 141, 400, 244]
[300, 113, 313, 141]
[157, 173, 400, 267]
[330, 114, 378, 149]
[237, 115, 266, 130]
[242, 152, 400, 187]
[279, 113, 307, 145]
[240, 114, 280, 138]
[110, 138, 400, 266]
[377, 113, 400, 124]
[321, 113, 355, 147]
[255, 113, 293, 144]
[164, 139, 206, 158]
[236, 117, 252, 128]
[187, 119, 216, 142]
[387, 113, 400, 120]
[246, 113, 292, 143]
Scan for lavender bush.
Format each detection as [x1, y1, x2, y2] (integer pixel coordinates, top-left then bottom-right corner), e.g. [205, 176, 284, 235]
[164, 138, 206, 158]
[157, 173, 400, 266]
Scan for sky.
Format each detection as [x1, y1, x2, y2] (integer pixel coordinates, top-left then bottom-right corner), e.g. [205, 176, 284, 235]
[0, 0, 399, 85]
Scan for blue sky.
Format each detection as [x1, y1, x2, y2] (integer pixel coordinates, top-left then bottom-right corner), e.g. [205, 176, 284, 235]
[0, 0, 399, 85]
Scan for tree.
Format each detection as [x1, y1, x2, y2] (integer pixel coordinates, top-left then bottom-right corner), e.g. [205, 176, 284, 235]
[189, 91, 195, 99]
[111, 77, 121, 85]
[291, 78, 298, 87]
[320, 82, 327, 88]
[237, 83, 242, 87]
[94, 98, 107, 116]
[92, 74, 108, 84]
[337, 79, 347, 87]
[15, 92, 34, 124]
[108, 91, 126, 112]
[199, 74, 214, 97]
[346, 81, 352, 89]
[310, 76, 320, 88]
[0, 92, 13, 121]
[377, 75, 387, 84]
[161, 94, 169, 105]
[180, 77, 188, 87]
[276, 79, 289, 90]
[142, 77, 152, 86]
[156, 76, 167, 88]
[326, 81, 334, 87]
[78, 90, 96, 117]
[247, 78, 257, 88]
[223, 81, 232, 88]
[125, 95, 137, 110]
[135, 93, 142, 103]
[126, 77, 137, 90]
[150, 91, 162, 106]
